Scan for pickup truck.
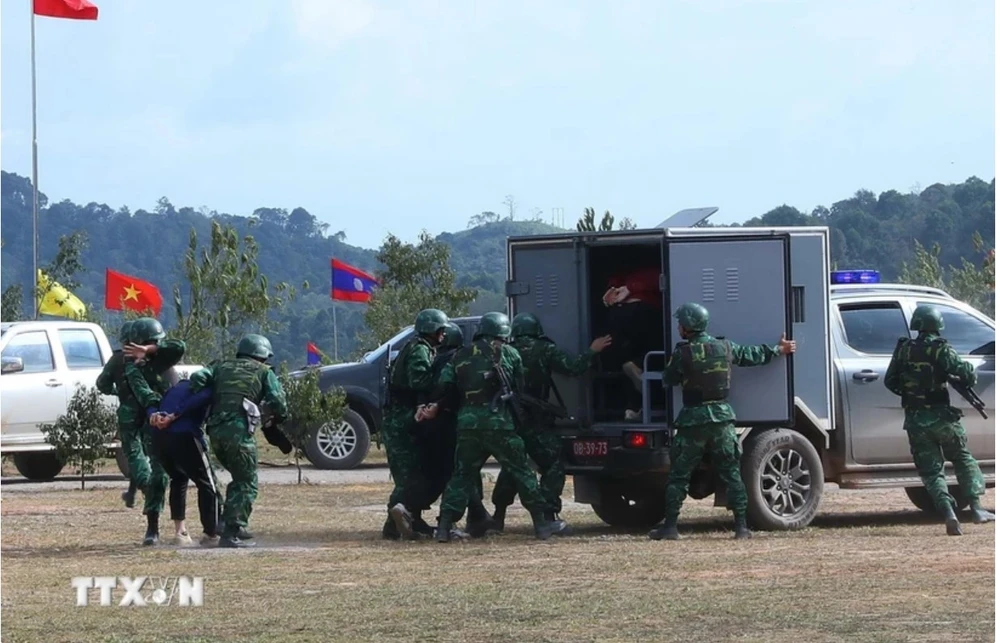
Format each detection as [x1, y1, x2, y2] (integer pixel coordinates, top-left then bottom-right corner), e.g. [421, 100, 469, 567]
[0, 320, 201, 481]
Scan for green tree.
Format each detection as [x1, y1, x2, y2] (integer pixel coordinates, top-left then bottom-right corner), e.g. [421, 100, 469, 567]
[2, 283, 23, 321]
[277, 365, 347, 483]
[361, 232, 477, 348]
[899, 232, 995, 318]
[40, 386, 117, 490]
[576, 207, 625, 231]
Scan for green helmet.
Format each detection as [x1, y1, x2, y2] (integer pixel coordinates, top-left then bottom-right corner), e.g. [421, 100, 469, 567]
[441, 322, 464, 350]
[118, 321, 135, 344]
[511, 312, 543, 338]
[477, 312, 512, 340]
[910, 305, 944, 333]
[237, 334, 273, 361]
[674, 302, 710, 333]
[131, 317, 165, 344]
[414, 308, 449, 336]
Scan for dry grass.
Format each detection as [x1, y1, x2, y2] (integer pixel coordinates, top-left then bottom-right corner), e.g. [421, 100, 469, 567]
[1, 482, 994, 643]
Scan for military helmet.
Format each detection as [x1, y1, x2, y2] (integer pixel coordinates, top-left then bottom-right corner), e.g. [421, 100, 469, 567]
[118, 320, 135, 345]
[237, 334, 274, 361]
[910, 305, 944, 333]
[441, 322, 464, 350]
[477, 312, 512, 340]
[511, 312, 543, 338]
[674, 302, 710, 333]
[414, 308, 449, 336]
[131, 317, 165, 344]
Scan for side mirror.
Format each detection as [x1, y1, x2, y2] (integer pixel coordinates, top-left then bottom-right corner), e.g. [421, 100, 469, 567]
[1, 356, 25, 374]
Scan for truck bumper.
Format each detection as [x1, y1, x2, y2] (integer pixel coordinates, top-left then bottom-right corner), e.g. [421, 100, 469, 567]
[560, 427, 672, 477]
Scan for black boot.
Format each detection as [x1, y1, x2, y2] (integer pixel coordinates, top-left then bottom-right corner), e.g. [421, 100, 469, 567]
[389, 503, 416, 540]
[411, 513, 435, 537]
[544, 511, 572, 536]
[466, 499, 497, 538]
[382, 516, 400, 540]
[143, 512, 160, 546]
[970, 500, 996, 524]
[492, 505, 507, 533]
[942, 504, 963, 536]
[122, 481, 137, 509]
[648, 519, 679, 541]
[218, 533, 255, 548]
[734, 515, 751, 540]
[531, 512, 568, 540]
[435, 515, 455, 543]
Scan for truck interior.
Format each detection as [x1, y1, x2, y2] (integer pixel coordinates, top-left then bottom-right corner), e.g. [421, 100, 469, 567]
[585, 240, 666, 424]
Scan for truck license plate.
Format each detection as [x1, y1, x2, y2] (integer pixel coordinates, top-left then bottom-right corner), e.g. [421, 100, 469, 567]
[573, 439, 608, 457]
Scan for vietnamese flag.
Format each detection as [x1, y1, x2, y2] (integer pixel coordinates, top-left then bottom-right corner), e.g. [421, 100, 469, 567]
[105, 269, 163, 315]
[33, 0, 99, 20]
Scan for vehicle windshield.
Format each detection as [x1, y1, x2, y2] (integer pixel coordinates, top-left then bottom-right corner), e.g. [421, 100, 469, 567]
[361, 326, 414, 363]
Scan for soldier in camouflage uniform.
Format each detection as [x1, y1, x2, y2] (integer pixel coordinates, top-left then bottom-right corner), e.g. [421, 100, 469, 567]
[189, 334, 288, 548]
[423, 312, 568, 542]
[96, 321, 140, 509]
[884, 304, 995, 535]
[384, 309, 450, 540]
[649, 303, 795, 541]
[491, 312, 612, 532]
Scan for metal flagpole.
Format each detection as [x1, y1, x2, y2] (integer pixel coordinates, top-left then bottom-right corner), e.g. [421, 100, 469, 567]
[30, 3, 40, 318]
[332, 303, 339, 361]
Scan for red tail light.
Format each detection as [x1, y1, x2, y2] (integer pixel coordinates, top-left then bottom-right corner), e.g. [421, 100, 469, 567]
[625, 431, 650, 448]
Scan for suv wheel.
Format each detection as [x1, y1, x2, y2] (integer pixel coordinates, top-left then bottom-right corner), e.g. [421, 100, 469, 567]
[303, 408, 371, 470]
[742, 429, 824, 530]
[13, 452, 64, 481]
[591, 479, 666, 529]
[904, 485, 970, 514]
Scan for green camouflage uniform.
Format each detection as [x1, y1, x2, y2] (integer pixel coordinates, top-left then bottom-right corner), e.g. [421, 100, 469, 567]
[96, 340, 184, 515]
[492, 336, 596, 514]
[661, 333, 781, 523]
[437, 339, 550, 521]
[383, 338, 436, 512]
[884, 333, 985, 511]
[189, 358, 288, 535]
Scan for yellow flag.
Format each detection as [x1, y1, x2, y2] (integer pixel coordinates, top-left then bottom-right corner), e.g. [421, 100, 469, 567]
[37, 270, 87, 320]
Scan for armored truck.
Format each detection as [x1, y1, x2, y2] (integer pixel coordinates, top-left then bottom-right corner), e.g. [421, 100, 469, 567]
[505, 219, 995, 530]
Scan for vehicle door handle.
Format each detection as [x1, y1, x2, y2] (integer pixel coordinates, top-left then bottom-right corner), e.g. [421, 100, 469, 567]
[852, 371, 879, 382]
[44, 379, 64, 387]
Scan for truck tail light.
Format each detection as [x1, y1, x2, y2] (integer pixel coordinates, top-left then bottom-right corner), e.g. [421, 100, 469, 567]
[624, 431, 651, 449]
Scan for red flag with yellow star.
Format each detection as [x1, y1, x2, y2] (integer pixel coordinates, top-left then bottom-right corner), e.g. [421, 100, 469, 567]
[105, 268, 163, 315]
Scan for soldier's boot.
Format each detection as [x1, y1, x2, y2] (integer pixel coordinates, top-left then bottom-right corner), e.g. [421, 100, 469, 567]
[143, 512, 160, 546]
[466, 499, 497, 538]
[531, 512, 568, 540]
[969, 500, 996, 524]
[942, 505, 963, 536]
[411, 512, 436, 537]
[491, 505, 507, 533]
[734, 515, 751, 540]
[382, 516, 400, 540]
[121, 480, 137, 509]
[218, 522, 255, 540]
[648, 518, 679, 541]
[435, 516, 455, 543]
[218, 533, 256, 548]
[389, 503, 416, 540]
[544, 511, 572, 536]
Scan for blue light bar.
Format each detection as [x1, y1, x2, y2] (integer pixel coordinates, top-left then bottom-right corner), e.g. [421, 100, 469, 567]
[830, 270, 880, 285]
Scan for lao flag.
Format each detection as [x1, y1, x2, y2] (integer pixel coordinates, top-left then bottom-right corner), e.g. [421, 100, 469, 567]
[331, 259, 377, 302]
[307, 342, 322, 366]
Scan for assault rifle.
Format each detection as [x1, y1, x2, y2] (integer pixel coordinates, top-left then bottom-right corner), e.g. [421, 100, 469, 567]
[485, 342, 573, 426]
[949, 377, 989, 420]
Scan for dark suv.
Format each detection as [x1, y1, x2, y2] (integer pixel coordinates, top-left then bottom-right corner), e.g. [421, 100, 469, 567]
[295, 316, 480, 469]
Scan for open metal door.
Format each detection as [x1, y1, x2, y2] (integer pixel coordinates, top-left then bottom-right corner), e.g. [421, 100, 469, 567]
[665, 233, 794, 426]
[506, 238, 586, 420]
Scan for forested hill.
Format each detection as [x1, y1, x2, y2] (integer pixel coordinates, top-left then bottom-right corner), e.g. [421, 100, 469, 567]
[0, 171, 994, 366]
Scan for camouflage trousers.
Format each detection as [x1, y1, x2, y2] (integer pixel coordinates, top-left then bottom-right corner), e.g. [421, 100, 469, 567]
[440, 428, 548, 521]
[208, 422, 258, 534]
[664, 422, 747, 522]
[905, 416, 985, 512]
[382, 408, 428, 512]
[119, 422, 167, 515]
[492, 424, 564, 514]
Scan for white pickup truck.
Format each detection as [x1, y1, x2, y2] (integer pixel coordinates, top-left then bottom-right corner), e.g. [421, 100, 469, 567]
[0, 320, 200, 481]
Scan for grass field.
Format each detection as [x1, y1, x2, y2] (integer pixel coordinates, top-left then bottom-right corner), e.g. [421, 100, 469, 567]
[1, 478, 994, 643]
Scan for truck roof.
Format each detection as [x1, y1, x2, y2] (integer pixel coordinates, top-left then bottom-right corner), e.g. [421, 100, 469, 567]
[1, 320, 106, 331]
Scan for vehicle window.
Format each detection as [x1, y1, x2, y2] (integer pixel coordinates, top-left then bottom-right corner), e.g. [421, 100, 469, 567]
[917, 302, 995, 355]
[58, 329, 104, 369]
[839, 303, 908, 355]
[1, 331, 54, 373]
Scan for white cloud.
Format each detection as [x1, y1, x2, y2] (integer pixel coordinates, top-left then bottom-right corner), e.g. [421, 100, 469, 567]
[290, 0, 378, 52]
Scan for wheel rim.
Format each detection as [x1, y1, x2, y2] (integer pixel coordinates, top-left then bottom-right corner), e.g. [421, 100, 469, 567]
[760, 447, 812, 517]
[315, 421, 357, 460]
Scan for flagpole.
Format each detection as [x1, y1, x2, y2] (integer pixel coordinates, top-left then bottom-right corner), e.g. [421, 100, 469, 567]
[30, 3, 40, 319]
[332, 302, 339, 362]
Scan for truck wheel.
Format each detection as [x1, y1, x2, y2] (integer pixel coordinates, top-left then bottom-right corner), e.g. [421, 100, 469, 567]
[115, 448, 131, 478]
[591, 480, 666, 529]
[303, 408, 371, 470]
[12, 452, 64, 481]
[742, 429, 823, 531]
[904, 486, 970, 515]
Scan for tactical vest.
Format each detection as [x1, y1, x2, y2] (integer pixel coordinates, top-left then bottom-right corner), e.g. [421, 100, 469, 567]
[389, 338, 434, 407]
[678, 338, 733, 406]
[209, 358, 270, 414]
[898, 335, 950, 408]
[111, 353, 136, 405]
[431, 348, 456, 379]
[454, 339, 504, 407]
[512, 336, 552, 400]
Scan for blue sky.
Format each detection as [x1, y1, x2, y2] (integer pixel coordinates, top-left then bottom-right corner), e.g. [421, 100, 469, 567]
[1, 0, 994, 249]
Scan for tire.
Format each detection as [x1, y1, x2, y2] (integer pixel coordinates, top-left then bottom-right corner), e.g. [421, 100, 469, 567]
[115, 447, 130, 478]
[303, 407, 371, 470]
[905, 485, 970, 515]
[591, 479, 666, 528]
[742, 429, 824, 531]
[12, 452, 64, 481]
